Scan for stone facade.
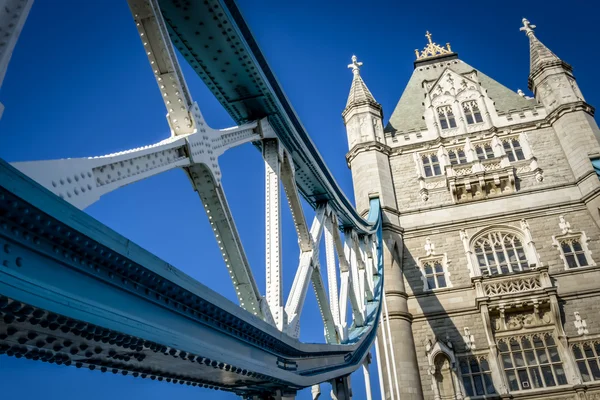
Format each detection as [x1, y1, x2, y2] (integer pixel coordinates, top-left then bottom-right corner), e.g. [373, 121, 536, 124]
[344, 22, 600, 400]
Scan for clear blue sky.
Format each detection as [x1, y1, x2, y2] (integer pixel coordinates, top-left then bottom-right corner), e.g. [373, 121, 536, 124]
[1, 0, 599, 399]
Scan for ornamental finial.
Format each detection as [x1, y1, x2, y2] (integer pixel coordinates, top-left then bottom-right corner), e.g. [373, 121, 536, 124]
[348, 55, 363, 76]
[415, 31, 453, 60]
[520, 18, 536, 37]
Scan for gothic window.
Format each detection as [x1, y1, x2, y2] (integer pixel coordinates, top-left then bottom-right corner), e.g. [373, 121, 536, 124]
[559, 238, 589, 268]
[475, 143, 494, 160]
[438, 106, 457, 130]
[463, 100, 483, 125]
[459, 357, 496, 396]
[448, 148, 467, 165]
[503, 138, 526, 162]
[573, 342, 600, 382]
[498, 334, 568, 391]
[422, 154, 442, 177]
[473, 232, 529, 276]
[552, 217, 595, 270]
[423, 260, 448, 290]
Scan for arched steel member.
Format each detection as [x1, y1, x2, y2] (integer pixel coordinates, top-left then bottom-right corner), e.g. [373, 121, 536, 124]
[5, 0, 384, 397]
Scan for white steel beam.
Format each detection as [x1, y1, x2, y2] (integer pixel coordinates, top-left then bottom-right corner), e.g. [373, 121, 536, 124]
[0, 0, 34, 119]
[127, 0, 195, 135]
[12, 136, 190, 209]
[311, 266, 338, 344]
[344, 229, 365, 327]
[280, 151, 311, 252]
[324, 213, 341, 330]
[263, 139, 284, 330]
[363, 353, 373, 400]
[187, 163, 267, 320]
[284, 205, 326, 338]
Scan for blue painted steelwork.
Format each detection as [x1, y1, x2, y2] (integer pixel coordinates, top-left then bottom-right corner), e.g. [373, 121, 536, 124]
[158, 0, 373, 234]
[592, 158, 600, 178]
[0, 160, 383, 395]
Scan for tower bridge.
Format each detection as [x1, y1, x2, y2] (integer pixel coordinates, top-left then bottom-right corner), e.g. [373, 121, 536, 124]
[0, 0, 384, 398]
[3, 1, 600, 400]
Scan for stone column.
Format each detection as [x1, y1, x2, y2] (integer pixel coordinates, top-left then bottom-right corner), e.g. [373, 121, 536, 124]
[376, 230, 424, 400]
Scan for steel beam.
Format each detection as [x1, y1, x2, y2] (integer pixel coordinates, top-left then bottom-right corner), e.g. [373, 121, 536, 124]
[263, 139, 284, 330]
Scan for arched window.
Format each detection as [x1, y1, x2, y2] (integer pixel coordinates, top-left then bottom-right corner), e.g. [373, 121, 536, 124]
[473, 231, 529, 276]
[463, 100, 483, 124]
[438, 106, 457, 130]
[475, 143, 495, 160]
[448, 148, 467, 165]
[422, 154, 442, 177]
[503, 138, 526, 162]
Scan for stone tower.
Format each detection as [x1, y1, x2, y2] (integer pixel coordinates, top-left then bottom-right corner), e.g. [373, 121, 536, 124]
[344, 22, 600, 400]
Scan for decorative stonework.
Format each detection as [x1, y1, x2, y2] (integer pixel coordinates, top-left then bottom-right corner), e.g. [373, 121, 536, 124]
[552, 215, 596, 270]
[574, 312, 589, 336]
[462, 327, 476, 351]
[482, 275, 542, 297]
[417, 237, 451, 291]
[491, 301, 553, 333]
[414, 31, 452, 60]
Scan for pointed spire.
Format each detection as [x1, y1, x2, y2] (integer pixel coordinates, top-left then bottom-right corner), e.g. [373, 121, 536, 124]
[520, 18, 562, 74]
[344, 55, 381, 112]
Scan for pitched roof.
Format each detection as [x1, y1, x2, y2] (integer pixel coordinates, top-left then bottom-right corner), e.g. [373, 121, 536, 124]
[385, 57, 537, 135]
[527, 34, 561, 73]
[345, 72, 380, 112]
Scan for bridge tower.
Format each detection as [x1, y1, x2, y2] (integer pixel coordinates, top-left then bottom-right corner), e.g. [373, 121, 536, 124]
[343, 56, 424, 400]
[344, 23, 600, 400]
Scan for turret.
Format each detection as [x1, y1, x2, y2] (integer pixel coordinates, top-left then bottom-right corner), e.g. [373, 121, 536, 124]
[521, 18, 600, 227]
[342, 56, 424, 400]
[521, 18, 585, 112]
[342, 56, 385, 150]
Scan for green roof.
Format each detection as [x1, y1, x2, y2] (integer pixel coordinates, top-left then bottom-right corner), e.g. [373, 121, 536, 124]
[385, 56, 537, 134]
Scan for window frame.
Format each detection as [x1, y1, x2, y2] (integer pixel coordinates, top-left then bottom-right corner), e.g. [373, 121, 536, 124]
[438, 105, 457, 130]
[497, 333, 568, 392]
[552, 231, 596, 271]
[462, 100, 484, 125]
[472, 231, 530, 277]
[572, 341, 600, 383]
[474, 142, 495, 160]
[458, 356, 496, 397]
[502, 138, 526, 162]
[448, 148, 468, 165]
[418, 254, 451, 292]
[421, 153, 443, 177]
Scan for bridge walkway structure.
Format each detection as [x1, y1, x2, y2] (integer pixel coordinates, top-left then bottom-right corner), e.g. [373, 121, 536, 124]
[0, 0, 386, 398]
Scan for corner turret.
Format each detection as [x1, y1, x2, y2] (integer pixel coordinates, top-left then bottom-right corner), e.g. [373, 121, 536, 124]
[342, 56, 385, 150]
[521, 18, 585, 112]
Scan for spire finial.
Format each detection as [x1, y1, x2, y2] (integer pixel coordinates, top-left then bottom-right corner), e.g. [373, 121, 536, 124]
[415, 31, 453, 60]
[520, 18, 536, 37]
[348, 55, 363, 76]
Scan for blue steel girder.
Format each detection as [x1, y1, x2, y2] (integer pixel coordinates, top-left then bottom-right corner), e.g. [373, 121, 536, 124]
[157, 0, 371, 234]
[0, 160, 383, 395]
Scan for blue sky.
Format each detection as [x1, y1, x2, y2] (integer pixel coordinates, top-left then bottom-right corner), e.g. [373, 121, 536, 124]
[1, 0, 599, 399]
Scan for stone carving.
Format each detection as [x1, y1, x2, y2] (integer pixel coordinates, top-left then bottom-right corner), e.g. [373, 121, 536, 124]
[424, 237, 435, 256]
[493, 307, 552, 332]
[559, 215, 572, 234]
[574, 311, 589, 335]
[425, 180, 446, 190]
[483, 276, 542, 297]
[462, 327, 475, 350]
